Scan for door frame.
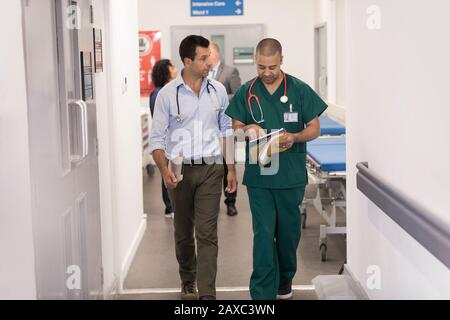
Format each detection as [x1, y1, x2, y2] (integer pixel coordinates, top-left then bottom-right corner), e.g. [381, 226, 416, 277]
[315, 0, 338, 103]
[315, 22, 327, 100]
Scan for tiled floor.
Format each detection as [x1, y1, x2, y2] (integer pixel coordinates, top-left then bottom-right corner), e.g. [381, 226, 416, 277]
[121, 165, 346, 300]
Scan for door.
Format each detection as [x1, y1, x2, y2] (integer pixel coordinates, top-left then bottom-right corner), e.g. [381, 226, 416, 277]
[171, 25, 265, 83]
[22, 0, 103, 299]
[201, 25, 263, 83]
[315, 24, 328, 100]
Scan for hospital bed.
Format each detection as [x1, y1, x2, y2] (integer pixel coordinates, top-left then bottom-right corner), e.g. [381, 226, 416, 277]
[318, 114, 346, 136]
[302, 115, 346, 262]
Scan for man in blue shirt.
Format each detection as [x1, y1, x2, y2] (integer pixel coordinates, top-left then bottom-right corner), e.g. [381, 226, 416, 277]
[149, 35, 237, 300]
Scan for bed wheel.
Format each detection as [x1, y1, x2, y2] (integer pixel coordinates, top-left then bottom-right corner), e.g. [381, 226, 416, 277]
[320, 244, 327, 262]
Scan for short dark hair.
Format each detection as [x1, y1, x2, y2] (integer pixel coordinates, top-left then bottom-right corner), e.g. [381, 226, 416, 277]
[179, 35, 210, 65]
[256, 38, 283, 56]
[151, 59, 173, 87]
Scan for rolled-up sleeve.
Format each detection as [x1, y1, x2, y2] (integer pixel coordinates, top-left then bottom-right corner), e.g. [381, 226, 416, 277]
[218, 86, 233, 138]
[149, 91, 169, 154]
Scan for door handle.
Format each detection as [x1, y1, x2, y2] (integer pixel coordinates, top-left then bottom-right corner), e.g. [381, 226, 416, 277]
[80, 100, 89, 159]
[69, 100, 89, 162]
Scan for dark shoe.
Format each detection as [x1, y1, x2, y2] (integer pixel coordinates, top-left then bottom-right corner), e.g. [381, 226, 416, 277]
[199, 295, 216, 300]
[226, 204, 238, 216]
[164, 212, 174, 219]
[181, 281, 198, 300]
[165, 207, 174, 219]
[276, 281, 293, 300]
[165, 206, 173, 214]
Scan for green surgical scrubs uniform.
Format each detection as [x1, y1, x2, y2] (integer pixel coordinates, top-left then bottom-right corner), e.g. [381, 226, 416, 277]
[225, 74, 327, 300]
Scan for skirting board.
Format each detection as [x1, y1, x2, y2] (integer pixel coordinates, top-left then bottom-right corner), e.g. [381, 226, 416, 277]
[342, 264, 370, 300]
[119, 216, 147, 292]
[104, 277, 120, 300]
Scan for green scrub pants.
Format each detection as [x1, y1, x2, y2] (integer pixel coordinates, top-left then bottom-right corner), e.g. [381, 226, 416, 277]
[247, 186, 305, 300]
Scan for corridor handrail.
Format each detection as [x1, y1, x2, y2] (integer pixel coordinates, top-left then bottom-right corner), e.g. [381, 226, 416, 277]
[356, 162, 450, 269]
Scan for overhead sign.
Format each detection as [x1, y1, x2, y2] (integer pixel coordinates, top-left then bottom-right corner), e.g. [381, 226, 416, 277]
[191, 0, 244, 17]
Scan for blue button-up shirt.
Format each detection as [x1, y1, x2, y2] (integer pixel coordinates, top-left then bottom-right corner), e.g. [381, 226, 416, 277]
[149, 73, 232, 160]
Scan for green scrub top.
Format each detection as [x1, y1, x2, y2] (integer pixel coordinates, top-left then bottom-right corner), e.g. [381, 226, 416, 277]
[225, 74, 328, 189]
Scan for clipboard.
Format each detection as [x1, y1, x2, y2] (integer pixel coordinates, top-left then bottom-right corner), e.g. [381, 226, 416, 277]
[249, 129, 288, 166]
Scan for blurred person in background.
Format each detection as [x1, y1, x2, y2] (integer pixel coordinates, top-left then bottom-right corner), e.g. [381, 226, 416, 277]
[149, 59, 178, 218]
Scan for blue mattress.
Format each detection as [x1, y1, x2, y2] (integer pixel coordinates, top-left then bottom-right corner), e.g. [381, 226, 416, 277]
[307, 137, 346, 172]
[320, 115, 346, 135]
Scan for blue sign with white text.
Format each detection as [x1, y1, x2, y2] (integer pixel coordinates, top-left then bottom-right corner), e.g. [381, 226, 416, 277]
[191, 0, 244, 17]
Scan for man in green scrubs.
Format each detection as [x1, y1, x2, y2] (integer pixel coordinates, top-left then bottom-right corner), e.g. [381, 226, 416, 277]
[225, 38, 327, 300]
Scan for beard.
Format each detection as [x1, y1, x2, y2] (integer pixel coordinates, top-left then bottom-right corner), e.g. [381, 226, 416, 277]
[261, 74, 278, 85]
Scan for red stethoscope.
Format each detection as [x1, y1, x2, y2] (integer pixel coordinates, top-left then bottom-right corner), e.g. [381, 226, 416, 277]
[247, 70, 289, 124]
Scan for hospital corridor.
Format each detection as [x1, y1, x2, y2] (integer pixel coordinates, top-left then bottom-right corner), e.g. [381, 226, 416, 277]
[120, 166, 346, 300]
[1, 0, 450, 305]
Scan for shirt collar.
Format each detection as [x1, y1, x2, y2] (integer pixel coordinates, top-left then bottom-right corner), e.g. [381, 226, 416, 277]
[175, 69, 210, 93]
[213, 62, 221, 72]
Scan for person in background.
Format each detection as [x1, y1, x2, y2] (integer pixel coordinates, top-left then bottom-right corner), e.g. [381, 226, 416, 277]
[208, 42, 242, 217]
[149, 59, 178, 218]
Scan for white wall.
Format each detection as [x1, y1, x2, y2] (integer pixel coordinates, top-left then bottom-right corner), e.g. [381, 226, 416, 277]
[314, 0, 347, 111]
[315, 0, 328, 24]
[335, 0, 346, 107]
[346, 0, 450, 299]
[107, 0, 147, 290]
[92, 0, 117, 296]
[82, 0, 147, 294]
[138, 0, 315, 106]
[0, 1, 37, 299]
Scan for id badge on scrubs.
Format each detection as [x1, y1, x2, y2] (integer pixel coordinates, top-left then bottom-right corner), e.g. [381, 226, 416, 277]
[284, 104, 299, 123]
[284, 112, 298, 123]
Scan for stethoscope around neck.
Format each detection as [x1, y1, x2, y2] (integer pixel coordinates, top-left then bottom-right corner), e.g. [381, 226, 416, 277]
[175, 80, 219, 123]
[247, 70, 289, 124]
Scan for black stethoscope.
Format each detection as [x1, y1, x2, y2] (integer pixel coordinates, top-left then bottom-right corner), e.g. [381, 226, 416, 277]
[175, 80, 219, 123]
[247, 70, 289, 124]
